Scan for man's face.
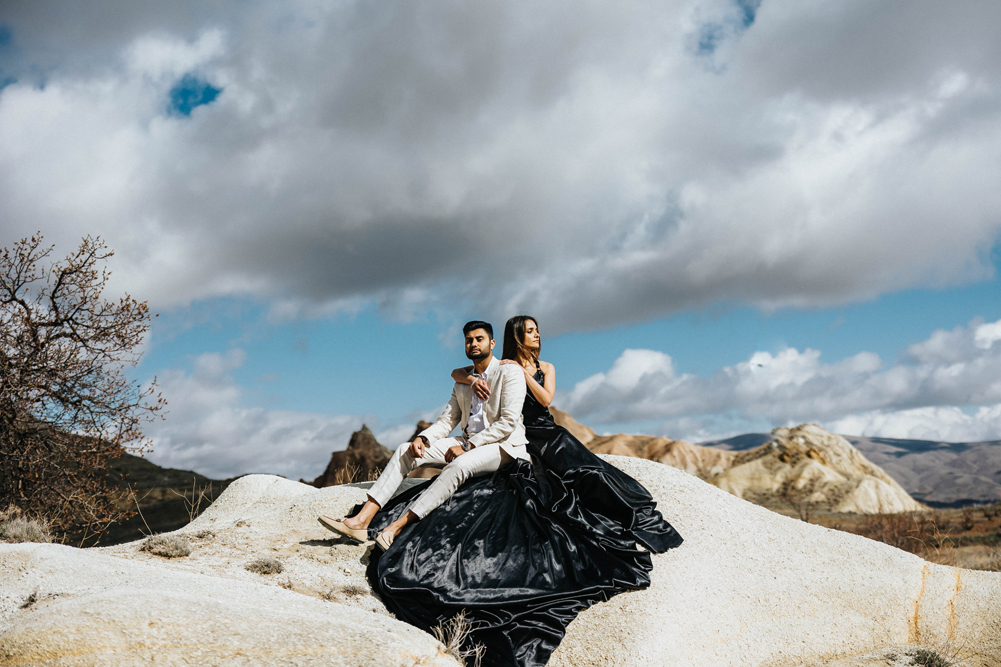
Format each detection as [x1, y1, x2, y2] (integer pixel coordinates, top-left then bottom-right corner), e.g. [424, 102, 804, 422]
[464, 329, 494, 361]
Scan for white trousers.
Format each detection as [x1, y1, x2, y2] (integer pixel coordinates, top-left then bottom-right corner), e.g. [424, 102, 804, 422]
[367, 437, 509, 518]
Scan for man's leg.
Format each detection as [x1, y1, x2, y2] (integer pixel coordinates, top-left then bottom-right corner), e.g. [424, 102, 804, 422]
[341, 438, 450, 530]
[379, 443, 509, 538]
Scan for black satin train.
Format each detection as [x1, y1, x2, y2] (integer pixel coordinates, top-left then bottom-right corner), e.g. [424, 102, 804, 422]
[362, 372, 683, 667]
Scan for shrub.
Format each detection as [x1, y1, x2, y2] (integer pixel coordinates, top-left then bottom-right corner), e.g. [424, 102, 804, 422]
[323, 584, 368, 601]
[245, 557, 284, 575]
[140, 534, 191, 558]
[909, 647, 950, 667]
[433, 610, 485, 667]
[0, 516, 52, 544]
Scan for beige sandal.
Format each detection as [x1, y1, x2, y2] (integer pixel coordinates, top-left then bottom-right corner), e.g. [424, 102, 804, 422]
[374, 530, 395, 552]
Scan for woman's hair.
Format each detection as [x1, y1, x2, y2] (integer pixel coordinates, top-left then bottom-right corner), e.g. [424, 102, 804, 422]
[502, 315, 539, 364]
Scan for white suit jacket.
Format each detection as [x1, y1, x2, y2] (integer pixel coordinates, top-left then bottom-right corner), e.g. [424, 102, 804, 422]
[419, 356, 529, 460]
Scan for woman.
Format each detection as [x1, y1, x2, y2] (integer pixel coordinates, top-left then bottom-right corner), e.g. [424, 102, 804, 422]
[363, 316, 682, 667]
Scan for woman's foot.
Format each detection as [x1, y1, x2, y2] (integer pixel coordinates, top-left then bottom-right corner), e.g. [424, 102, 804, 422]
[380, 510, 418, 542]
[374, 530, 394, 552]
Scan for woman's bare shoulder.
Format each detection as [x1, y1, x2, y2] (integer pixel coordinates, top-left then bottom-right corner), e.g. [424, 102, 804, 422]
[540, 360, 555, 374]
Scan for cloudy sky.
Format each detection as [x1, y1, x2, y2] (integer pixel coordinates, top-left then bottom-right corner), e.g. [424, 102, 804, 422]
[2, 0, 1000, 480]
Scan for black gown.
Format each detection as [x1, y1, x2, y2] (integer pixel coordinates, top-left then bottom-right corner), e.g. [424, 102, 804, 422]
[363, 371, 683, 667]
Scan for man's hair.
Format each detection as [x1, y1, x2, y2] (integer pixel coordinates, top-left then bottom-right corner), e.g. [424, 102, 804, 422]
[462, 320, 494, 339]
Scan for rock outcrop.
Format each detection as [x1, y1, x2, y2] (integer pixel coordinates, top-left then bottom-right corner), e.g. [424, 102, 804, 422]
[2, 457, 999, 666]
[305, 424, 392, 487]
[710, 424, 924, 514]
[552, 407, 732, 477]
[551, 408, 923, 514]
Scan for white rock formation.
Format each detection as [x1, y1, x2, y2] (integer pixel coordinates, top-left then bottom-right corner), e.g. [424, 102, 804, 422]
[2, 459, 999, 666]
[712, 424, 925, 514]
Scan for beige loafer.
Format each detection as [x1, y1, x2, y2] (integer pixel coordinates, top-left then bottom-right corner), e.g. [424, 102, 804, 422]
[374, 530, 395, 552]
[318, 515, 368, 543]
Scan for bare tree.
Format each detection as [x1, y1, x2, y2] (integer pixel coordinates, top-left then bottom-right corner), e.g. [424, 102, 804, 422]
[0, 234, 164, 536]
[779, 477, 820, 523]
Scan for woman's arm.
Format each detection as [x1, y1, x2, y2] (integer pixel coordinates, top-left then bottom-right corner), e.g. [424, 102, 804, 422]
[451, 365, 490, 400]
[450, 366, 475, 384]
[529, 361, 556, 406]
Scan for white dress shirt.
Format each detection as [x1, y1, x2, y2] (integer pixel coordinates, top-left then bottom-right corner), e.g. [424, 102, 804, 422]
[466, 367, 488, 436]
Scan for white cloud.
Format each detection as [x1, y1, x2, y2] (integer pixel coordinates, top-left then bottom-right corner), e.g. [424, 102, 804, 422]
[0, 1, 1000, 333]
[126, 29, 225, 80]
[145, 349, 374, 480]
[559, 317, 1001, 442]
[824, 405, 1001, 443]
[974, 320, 1001, 350]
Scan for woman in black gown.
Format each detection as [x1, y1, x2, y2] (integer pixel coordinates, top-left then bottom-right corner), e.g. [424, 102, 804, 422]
[362, 316, 683, 667]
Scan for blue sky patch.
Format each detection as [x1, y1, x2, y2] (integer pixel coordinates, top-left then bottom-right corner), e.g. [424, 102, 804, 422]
[737, 0, 762, 28]
[0, 25, 12, 49]
[168, 73, 222, 116]
[696, 0, 761, 56]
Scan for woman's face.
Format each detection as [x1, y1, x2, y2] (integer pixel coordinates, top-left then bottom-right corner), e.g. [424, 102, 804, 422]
[523, 320, 541, 350]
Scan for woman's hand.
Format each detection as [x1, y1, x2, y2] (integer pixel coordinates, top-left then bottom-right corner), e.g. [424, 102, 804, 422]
[500, 358, 529, 373]
[452, 365, 489, 399]
[501, 358, 534, 379]
[470, 377, 490, 400]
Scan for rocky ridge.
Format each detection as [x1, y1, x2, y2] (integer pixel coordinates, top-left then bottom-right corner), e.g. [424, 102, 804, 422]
[304, 424, 392, 487]
[551, 410, 922, 514]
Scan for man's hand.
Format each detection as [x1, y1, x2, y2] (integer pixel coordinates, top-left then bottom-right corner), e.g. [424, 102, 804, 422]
[408, 436, 428, 458]
[470, 377, 491, 400]
[444, 444, 466, 463]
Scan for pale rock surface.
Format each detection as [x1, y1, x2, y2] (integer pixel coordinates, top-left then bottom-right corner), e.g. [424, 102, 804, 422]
[2, 460, 999, 666]
[548, 457, 1001, 667]
[0, 476, 453, 667]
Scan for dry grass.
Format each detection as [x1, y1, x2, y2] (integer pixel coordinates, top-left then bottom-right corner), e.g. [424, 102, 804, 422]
[332, 462, 362, 485]
[170, 478, 215, 523]
[139, 534, 192, 558]
[245, 557, 284, 575]
[322, 584, 368, 602]
[908, 647, 951, 667]
[923, 617, 1001, 667]
[1, 505, 52, 543]
[432, 610, 485, 667]
[1, 516, 52, 544]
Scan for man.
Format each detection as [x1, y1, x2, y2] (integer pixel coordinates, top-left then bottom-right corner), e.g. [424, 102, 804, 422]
[318, 320, 529, 551]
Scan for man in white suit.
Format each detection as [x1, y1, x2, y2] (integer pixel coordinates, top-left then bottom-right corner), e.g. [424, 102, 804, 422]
[318, 320, 528, 551]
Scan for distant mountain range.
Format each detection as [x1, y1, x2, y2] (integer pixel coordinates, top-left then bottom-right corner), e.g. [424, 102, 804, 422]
[699, 433, 1001, 507]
